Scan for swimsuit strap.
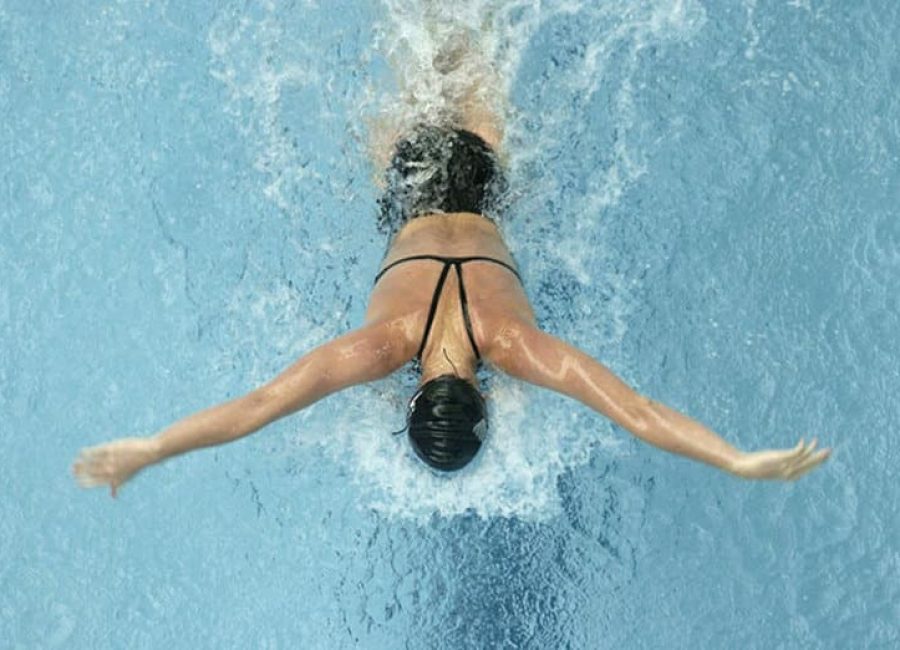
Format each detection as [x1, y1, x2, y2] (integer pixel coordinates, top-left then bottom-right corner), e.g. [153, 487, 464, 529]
[453, 261, 481, 359]
[374, 255, 448, 284]
[374, 254, 522, 284]
[373, 254, 524, 361]
[416, 261, 454, 359]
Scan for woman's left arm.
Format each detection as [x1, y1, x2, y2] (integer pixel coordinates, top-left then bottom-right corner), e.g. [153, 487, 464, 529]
[73, 319, 413, 496]
[485, 320, 831, 480]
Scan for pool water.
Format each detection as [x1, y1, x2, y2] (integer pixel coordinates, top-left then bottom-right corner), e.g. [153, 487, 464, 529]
[2, 0, 897, 647]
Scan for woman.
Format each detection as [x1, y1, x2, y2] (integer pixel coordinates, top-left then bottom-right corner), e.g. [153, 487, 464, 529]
[73, 75, 831, 496]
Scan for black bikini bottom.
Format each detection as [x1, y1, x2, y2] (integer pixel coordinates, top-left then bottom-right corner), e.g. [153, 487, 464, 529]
[377, 125, 508, 236]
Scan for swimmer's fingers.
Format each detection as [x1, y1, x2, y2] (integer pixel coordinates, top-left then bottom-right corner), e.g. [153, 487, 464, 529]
[784, 441, 832, 481]
[73, 447, 116, 497]
[731, 436, 832, 481]
[72, 438, 157, 497]
[72, 446, 112, 485]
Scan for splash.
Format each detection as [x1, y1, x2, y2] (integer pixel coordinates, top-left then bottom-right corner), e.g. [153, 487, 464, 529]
[206, 0, 707, 520]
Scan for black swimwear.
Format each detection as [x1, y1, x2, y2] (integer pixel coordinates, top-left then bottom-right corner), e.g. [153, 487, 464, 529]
[373, 255, 523, 361]
[377, 125, 508, 235]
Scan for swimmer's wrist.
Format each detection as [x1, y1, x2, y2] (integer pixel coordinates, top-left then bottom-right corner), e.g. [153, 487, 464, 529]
[147, 436, 166, 464]
[725, 451, 749, 478]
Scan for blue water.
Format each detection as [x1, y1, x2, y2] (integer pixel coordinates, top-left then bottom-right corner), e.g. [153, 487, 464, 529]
[2, 0, 898, 647]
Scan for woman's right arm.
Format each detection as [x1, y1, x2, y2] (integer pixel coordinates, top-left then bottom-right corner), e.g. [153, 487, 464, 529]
[73, 318, 415, 496]
[485, 320, 830, 480]
[151, 318, 412, 460]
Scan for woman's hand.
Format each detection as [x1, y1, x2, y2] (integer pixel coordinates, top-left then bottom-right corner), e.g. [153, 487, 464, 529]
[72, 437, 160, 498]
[729, 437, 831, 480]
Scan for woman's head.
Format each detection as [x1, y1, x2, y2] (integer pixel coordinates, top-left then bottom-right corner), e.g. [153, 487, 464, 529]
[405, 374, 487, 471]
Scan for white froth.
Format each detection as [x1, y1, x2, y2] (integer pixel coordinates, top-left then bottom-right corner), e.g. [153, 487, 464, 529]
[208, 6, 325, 212]
[206, 0, 706, 521]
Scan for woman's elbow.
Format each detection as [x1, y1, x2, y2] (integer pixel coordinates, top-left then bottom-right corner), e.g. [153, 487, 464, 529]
[239, 388, 281, 431]
[622, 395, 655, 436]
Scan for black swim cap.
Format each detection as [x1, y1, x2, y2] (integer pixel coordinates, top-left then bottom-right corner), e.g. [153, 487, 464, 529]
[406, 374, 488, 472]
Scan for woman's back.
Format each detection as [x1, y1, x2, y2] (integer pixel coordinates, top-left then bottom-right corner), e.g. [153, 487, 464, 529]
[364, 212, 535, 363]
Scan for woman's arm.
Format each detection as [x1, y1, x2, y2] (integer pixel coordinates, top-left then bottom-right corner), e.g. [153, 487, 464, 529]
[151, 319, 411, 460]
[73, 319, 413, 496]
[485, 320, 830, 479]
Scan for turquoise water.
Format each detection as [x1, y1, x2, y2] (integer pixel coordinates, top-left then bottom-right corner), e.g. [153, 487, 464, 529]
[2, 0, 898, 647]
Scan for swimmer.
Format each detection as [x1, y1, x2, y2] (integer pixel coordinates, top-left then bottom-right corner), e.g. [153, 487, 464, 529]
[72, 36, 831, 497]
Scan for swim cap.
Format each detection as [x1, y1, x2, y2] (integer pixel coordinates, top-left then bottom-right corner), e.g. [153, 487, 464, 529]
[406, 374, 488, 472]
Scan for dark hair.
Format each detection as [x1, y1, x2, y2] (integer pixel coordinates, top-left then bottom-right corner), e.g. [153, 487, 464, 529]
[405, 374, 488, 472]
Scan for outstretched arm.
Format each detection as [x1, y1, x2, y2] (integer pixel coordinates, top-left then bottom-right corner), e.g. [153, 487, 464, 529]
[485, 321, 830, 480]
[73, 319, 413, 496]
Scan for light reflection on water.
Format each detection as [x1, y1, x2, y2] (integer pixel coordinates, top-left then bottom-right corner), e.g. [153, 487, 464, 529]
[2, 0, 895, 647]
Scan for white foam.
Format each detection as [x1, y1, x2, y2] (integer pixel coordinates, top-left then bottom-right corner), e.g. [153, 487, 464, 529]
[744, 0, 761, 60]
[206, 0, 706, 521]
[319, 374, 625, 522]
[208, 7, 324, 212]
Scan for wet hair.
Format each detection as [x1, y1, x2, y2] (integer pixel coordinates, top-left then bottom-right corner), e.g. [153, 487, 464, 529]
[404, 374, 488, 472]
